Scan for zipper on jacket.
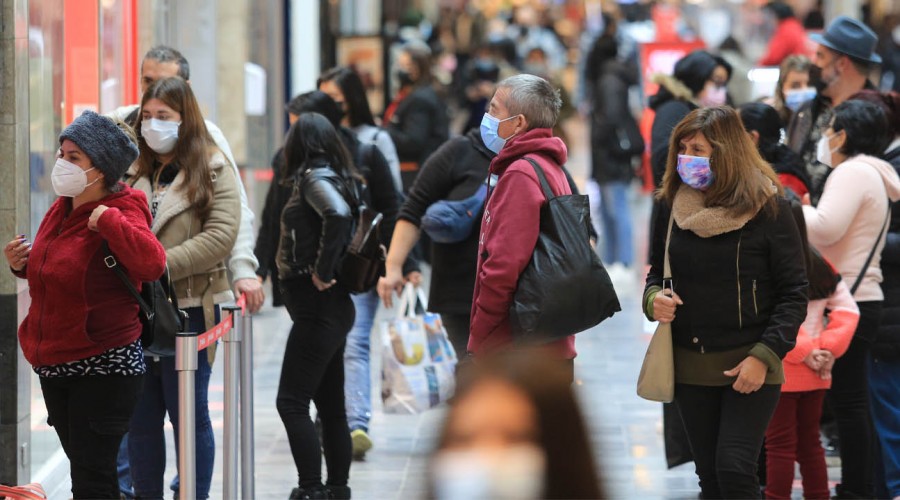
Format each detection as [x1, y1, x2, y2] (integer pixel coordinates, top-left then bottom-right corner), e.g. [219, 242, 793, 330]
[291, 229, 298, 263]
[186, 217, 195, 298]
[752, 279, 758, 316]
[736, 232, 743, 330]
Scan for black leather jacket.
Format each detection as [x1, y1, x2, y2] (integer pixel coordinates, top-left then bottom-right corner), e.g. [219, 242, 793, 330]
[276, 162, 355, 283]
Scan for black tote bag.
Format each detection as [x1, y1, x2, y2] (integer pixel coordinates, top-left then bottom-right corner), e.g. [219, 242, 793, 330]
[509, 158, 621, 343]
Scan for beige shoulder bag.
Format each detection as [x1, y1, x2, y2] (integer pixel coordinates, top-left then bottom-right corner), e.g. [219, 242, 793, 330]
[637, 212, 675, 403]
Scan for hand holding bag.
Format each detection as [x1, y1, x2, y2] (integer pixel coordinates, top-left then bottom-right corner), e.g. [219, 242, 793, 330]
[637, 212, 676, 403]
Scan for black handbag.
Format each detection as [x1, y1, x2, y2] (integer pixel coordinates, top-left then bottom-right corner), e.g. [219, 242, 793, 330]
[103, 242, 188, 357]
[509, 158, 621, 342]
[340, 204, 386, 294]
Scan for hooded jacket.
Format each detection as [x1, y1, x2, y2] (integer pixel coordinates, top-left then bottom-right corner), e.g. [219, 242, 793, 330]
[15, 186, 166, 367]
[803, 154, 900, 305]
[649, 75, 698, 187]
[469, 128, 576, 358]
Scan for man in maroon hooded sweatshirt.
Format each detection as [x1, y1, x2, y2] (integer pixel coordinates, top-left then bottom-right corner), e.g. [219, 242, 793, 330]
[469, 74, 577, 377]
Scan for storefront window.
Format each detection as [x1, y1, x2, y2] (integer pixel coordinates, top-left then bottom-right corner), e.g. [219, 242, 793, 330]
[27, 0, 66, 477]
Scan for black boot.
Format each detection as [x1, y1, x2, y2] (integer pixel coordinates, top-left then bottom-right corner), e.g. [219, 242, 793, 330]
[326, 485, 351, 499]
[289, 485, 330, 499]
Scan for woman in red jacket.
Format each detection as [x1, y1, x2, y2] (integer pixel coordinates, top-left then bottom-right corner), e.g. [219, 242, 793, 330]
[4, 111, 166, 499]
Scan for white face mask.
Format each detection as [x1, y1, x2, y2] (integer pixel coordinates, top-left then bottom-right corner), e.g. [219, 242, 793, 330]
[431, 445, 546, 500]
[141, 118, 180, 154]
[816, 133, 840, 167]
[51, 158, 99, 198]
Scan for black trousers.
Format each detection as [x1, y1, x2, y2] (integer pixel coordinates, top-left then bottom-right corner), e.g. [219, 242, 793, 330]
[40, 374, 143, 499]
[674, 383, 781, 499]
[439, 312, 471, 358]
[828, 300, 882, 498]
[277, 278, 355, 489]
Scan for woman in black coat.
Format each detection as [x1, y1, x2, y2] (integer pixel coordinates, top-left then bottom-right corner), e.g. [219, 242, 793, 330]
[384, 41, 450, 192]
[644, 107, 808, 498]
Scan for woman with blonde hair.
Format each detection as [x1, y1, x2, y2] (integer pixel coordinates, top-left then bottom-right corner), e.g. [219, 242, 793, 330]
[125, 76, 241, 500]
[770, 55, 814, 127]
[643, 106, 808, 498]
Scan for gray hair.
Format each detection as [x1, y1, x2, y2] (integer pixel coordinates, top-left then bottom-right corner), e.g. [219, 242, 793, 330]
[496, 74, 562, 129]
[143, 45, 190, 80]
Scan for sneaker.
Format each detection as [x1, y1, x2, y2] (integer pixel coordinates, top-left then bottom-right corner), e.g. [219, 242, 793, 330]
[290, 485, 329, 499]
[351, 429, 373, 460]
[326, 485, 351, 499]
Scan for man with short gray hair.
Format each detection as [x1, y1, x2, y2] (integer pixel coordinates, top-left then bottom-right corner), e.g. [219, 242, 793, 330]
[469, 74, 578, 375]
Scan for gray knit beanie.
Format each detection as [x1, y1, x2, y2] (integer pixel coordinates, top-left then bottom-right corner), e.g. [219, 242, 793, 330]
[59, 110, 139, 182]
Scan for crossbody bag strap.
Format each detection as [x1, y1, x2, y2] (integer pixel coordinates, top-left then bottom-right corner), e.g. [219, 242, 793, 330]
[663, 209, 674, 286]
[102, 241, 153, 318]
[849, 204, 891, 296]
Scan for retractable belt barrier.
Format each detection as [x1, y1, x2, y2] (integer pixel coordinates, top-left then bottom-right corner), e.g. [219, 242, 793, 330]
[176, 294, 255, 500]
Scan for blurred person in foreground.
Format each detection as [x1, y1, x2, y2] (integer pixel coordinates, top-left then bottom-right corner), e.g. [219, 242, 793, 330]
[429, 351, 602, 499]
[4, 111, 164, 499]
[645, 106, 808, 498]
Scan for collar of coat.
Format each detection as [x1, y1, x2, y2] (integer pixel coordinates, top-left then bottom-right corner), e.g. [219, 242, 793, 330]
[672, 175, 776, 238]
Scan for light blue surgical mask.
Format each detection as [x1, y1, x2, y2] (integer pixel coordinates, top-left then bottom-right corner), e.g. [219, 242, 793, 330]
[784, 87, 817, 112]
[480, 113, 519, 154]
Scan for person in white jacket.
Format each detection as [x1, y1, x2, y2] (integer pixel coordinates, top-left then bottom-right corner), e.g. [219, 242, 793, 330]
[109, 45, 264, 314]
[802, 99, 900, 498]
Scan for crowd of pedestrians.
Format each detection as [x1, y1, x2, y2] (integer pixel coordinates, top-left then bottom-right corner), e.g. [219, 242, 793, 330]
[9, 2, 900, 499]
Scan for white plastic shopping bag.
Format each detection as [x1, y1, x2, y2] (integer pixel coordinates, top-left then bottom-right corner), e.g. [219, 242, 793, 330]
[381, 284, 457, 414]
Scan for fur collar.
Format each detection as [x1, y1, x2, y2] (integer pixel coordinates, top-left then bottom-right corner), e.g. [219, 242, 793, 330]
[652, 74, 696, 103]
[672, 181, 774, 238]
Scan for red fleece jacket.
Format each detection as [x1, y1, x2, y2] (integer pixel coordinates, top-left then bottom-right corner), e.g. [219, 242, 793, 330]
[15, 184, 166, 366]
[758, 17, 810, 66]
[468, 128, 577, 358]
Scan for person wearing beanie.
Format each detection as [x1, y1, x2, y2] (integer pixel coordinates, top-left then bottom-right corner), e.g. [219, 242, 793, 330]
[3, 110, 167, 498]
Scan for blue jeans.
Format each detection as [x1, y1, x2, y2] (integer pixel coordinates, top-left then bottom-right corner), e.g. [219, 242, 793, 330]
[870, 356, 900, 498]
[598, 181, 633, 267]
[345, 291, 378, 432]
[128, 306, 217, 499]
[117, 435, 134, 498]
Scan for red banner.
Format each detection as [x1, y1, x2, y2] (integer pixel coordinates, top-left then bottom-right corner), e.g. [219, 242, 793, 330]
[194, 294, 247, 351]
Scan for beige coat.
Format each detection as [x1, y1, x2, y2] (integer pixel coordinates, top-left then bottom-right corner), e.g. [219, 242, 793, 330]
[127, 150, 241, 333]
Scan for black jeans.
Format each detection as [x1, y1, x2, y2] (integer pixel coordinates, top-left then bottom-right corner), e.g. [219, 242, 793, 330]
[277, 278, 355, 489]
[674, 383, 781, 499]
[40, 374, 143, 499]
[828, 300, 882, 498]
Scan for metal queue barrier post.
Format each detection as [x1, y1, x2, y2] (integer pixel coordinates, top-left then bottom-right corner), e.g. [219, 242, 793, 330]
[175, 331, 199, 500]
[239, 309, 256, 499]
[221, 305, 242, 499]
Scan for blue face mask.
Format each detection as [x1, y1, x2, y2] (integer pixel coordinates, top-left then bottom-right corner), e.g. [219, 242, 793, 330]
[480, 113, 518, 154]
[677, 154, 715, 190]
[784, 87, 816, 112]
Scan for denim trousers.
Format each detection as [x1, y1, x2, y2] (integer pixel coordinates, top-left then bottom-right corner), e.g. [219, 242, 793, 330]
[869, 356, 900, 498]
[128, 306, 217, 500]
[40, 374, 142, 499]
[828, 301, 881, 498]
[278, 279, 355, 489]
[345, 291, 378, 432]
[764, 390, 829, 500]
[675, 383, 781, 499]
[598, 181, 634, 267]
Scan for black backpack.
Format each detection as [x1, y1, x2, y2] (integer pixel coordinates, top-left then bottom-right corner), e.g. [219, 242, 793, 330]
[338, 174, 386, 293]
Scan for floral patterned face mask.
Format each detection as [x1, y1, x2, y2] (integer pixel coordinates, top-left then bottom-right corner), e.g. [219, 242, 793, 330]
[677, 154, 714, 191]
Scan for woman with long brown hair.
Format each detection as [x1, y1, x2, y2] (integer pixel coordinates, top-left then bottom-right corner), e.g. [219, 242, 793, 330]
[125, 76, 241, 500]
[643, 106, 808, 498]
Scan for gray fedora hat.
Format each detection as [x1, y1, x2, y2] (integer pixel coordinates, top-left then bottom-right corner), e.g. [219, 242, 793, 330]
[809, 16, 881, 64]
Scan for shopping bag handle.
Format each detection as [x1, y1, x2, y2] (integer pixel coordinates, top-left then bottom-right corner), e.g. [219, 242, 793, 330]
[397, 283, 428, 319]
